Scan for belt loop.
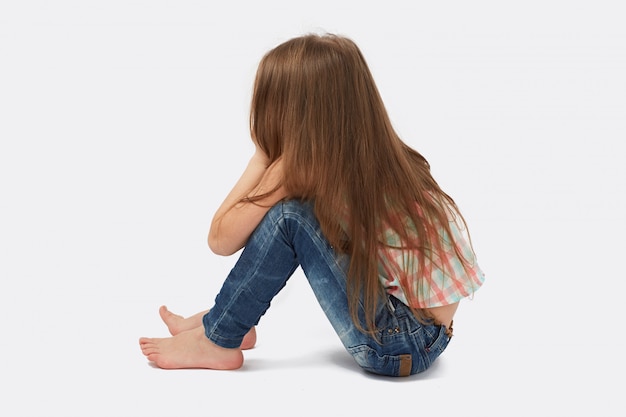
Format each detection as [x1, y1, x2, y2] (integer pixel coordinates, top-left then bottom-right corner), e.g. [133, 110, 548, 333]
[445, 320, 454, 338]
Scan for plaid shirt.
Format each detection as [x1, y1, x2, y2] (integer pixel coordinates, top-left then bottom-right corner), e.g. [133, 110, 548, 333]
[377, 208, 485, 308]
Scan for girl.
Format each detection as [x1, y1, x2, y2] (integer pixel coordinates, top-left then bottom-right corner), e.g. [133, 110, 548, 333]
[139, 33, 485, 377]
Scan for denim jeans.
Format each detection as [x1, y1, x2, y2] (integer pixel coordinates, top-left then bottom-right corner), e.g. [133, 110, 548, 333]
[203, 200, 451, 376]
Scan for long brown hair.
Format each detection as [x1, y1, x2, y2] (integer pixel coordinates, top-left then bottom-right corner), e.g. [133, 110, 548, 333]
[250, 33, 473, 334]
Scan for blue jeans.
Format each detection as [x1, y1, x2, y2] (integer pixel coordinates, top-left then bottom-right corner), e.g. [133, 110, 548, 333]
[203, 200, 451, 376]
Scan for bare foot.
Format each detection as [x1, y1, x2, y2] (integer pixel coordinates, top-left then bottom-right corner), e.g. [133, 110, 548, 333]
[241, 326, 257, 350]
[159, 305, 207, 335]
[159, 306, 257, 350]
[139, 326, 243, 370]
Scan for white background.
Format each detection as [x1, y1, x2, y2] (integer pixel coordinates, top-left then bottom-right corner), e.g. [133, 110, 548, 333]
[1, 1, 624, 415]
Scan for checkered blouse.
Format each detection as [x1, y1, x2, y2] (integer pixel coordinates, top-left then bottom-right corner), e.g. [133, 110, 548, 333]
[377, 206, 485, 308]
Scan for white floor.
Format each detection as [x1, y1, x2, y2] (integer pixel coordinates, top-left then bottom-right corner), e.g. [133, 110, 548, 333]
[1, 1, 624, 416]
[2, 264, 624, 416]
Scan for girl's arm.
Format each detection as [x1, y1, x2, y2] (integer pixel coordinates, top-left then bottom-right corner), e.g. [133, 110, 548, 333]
[208, 147, 286, 256]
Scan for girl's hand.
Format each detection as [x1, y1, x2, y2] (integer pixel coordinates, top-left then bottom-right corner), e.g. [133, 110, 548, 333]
[251, 144, 270, 169]
[208, 150, 285, 256]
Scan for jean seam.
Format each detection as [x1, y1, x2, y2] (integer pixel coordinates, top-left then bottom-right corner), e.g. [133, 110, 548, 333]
[205, 208, 288, 347]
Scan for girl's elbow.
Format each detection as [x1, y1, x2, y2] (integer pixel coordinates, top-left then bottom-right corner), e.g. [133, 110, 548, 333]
[208, 235, 238, 256]
[208, 236, 226, 256]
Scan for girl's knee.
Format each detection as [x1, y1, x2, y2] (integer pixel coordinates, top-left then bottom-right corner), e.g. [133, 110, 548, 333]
[279, 199, 312, 213]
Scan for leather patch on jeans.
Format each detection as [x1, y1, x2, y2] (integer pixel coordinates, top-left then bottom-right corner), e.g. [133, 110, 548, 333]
[398, 354, 412, 377]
